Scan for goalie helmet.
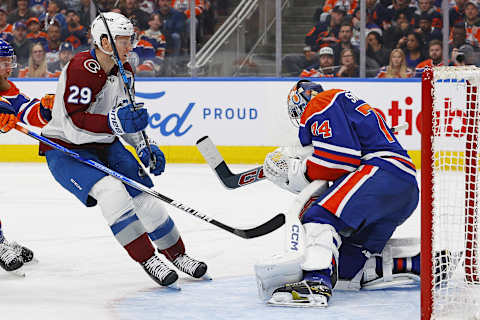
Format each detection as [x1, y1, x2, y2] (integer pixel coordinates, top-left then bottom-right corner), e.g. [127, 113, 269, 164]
[287, 80, 324, 127]
[90, 12, 136, 55]
[0, 39, 17, 69]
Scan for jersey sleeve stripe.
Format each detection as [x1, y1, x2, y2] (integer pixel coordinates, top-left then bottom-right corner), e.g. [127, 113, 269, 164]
[306, 158, 353, 181]
[313, 149, 361, 167]
[319, 165, 378, 217]
[312, 140, 361, 156]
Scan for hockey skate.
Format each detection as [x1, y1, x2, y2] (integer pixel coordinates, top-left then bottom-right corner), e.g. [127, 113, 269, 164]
[0, 243, 25, 276]
[141, 255, 179, 288]
[172, 253, 211, 280]
[268, 280, 332, 308]
[4, 240, 35, 263]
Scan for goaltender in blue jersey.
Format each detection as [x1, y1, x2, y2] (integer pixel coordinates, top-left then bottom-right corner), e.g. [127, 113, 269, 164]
[255, 80, 420, 307]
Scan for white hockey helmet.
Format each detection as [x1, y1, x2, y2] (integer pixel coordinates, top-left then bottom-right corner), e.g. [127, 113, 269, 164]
[287, 80, 324, 127]
[90, 12, 136, 55]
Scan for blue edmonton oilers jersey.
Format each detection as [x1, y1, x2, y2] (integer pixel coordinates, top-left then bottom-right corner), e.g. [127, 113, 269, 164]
[298, 89, 416, 184]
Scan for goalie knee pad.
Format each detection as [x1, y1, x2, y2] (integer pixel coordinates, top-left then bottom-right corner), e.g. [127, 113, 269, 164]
[133, 193, 180, 251]
[301, 223, 341, 272]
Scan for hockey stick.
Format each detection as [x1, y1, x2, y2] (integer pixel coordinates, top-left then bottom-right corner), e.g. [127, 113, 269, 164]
[196, 123, 410, 190]
[196, 136, 265, 189]
[90, 0, 155, 168]
[15, 125, 285, 239]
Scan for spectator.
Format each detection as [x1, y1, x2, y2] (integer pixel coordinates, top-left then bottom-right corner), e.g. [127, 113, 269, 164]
[306, 5, 346, 51]
[47, 42, 74, 76]
[7, 0, 34, 24]
[78, 0, 96, 28]
[398, 31, 425, 69]
[45, 22, 63, 65]
[300, 46, 337, 78]
[323, 0, 358, 14]
[283, 46, 319, 76]
[413, 0, 442, 29]
[332, 23, 359, 65]
[376, 48, 413, 78]
[383, 11, 414, 49]
[18, 42, 51, 78]
[26, 17, 48, 49]
[336, 48, 359, 77]
[415, 13, 442, 49]
[143, 13, 168, 61]
[10, 21, 32, 69]
[64, 9, 88, 49]
[0, 8, 13, 44]
[172, 0, 206, 43]
[156, 0, 186, 60]
[449, 23, 477, 65]
[449, 0, 467, 27]
[30, 0, 47, 16]
[366, 30, 390, 67]
[139, 0, 157, 14]
[121, 0, 150, 31]
[415, 39, 445, 76]
[39, 0, 67, 34]
[464, 1, 480, 48]
[385, 0, 417, 25]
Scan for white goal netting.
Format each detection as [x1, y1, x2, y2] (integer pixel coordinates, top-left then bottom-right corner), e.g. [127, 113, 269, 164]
[427, 66, 480, 319]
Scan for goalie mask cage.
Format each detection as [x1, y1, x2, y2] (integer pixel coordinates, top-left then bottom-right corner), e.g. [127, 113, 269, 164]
[421, 66, 480, 319]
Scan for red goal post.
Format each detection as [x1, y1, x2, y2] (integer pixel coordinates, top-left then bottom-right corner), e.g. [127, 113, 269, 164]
[421, 66, 480, 319]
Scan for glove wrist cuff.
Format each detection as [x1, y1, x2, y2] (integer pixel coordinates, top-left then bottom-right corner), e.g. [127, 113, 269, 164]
[135, 138, 158, 154]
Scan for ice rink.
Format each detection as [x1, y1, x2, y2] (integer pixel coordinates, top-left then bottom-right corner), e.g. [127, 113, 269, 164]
[0, 163, 421, 320]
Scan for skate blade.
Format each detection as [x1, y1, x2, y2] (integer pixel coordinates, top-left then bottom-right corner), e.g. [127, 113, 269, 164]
[9, 269, 26, 277]
[267, 294, 328, 308]
[167, 280, 181, 290]
[25, 257, 39, 265]
[201, 272, 213, 281]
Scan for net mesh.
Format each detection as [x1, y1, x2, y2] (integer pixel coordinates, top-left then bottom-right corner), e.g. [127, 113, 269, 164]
[430, 66, 480, 319]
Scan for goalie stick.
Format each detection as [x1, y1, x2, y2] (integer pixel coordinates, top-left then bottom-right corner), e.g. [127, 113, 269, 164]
[196, 123, 410, 190]
[15, 125, 285, 239]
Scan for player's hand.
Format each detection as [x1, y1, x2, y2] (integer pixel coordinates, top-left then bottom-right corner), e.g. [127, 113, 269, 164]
[263, 149, 289, 188]
[0, 113, 17, 133]
[137, 141, 166, 176]
[40, 94, 55, 109]
[108, 102, 149, 135]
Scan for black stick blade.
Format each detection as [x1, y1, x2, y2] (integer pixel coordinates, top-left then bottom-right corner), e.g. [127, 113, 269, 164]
[234, 213, 286, 239]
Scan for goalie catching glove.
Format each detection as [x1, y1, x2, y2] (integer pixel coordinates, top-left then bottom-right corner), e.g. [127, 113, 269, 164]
[136, 139, 166, 176]
[263, 148, 311, 194]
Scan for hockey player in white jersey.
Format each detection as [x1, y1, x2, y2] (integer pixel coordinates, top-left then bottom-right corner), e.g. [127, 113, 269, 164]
[40, 12, 208, 287]
[255, 80, 420, 307]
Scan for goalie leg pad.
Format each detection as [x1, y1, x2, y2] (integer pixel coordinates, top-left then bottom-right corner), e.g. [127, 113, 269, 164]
[361, 238, 420, 290]
[254, 253, 304, 301]
[133, 193, 181, 251]
[301, 223, 341, 272]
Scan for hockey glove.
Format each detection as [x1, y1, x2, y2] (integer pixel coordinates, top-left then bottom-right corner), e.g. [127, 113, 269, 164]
[108, 102, 149, 135]
[39, 94, 55, 122]
[136, 139, 166, 176]
[0, 113, 17, 133]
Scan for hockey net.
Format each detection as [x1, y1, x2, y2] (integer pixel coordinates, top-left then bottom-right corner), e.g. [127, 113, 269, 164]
[421, 66, 480, 319]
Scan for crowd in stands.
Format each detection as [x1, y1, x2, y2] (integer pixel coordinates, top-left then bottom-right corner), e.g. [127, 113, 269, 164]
[0, 0, 231, 77]
[285, 0, 480, 78]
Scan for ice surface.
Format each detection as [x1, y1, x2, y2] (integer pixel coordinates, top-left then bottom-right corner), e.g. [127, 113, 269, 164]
[0, 163, 420, 320]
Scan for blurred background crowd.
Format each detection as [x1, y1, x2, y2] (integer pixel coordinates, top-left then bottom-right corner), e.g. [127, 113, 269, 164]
[0, 0, 479, 78]
[0, 0, 231, 77]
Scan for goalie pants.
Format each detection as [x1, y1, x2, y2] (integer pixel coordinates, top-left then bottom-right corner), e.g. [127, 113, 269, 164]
[301, 165, 419, 279]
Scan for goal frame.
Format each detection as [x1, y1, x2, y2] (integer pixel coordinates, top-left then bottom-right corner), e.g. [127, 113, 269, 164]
[421, 66, 480, 319]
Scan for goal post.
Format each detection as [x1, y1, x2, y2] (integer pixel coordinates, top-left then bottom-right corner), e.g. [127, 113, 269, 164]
[421, 66, 480, 319]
